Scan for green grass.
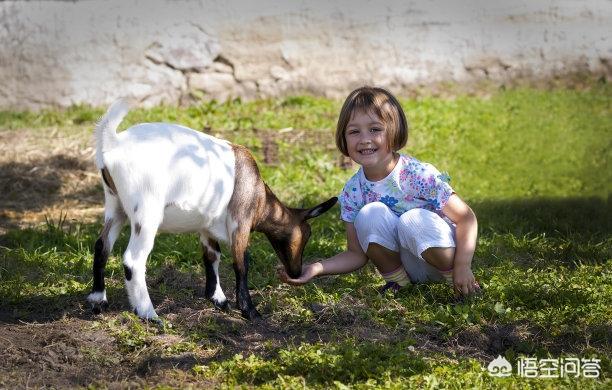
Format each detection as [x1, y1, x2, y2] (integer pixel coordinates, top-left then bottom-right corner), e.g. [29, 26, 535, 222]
[0, 85, 610, 388]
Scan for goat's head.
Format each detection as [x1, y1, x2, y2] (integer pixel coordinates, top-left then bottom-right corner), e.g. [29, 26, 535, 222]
[268, 197, 337, 278]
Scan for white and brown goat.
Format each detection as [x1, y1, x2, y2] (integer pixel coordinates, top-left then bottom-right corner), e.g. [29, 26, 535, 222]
[87, 100, 336, 320]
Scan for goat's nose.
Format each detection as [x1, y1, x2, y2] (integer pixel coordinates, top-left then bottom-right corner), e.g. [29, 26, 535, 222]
[288, 268, 302, 279]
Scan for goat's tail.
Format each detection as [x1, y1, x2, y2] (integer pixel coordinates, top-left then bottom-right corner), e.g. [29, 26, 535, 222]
[94, 99, 129, 169]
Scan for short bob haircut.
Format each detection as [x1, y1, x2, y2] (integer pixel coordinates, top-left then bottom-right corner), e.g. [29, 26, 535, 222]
[335, 86, 408, 157]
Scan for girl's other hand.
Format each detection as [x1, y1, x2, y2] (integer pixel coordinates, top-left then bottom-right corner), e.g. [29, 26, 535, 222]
[277, 262, 322, 285]
[452, 266, 480, 296]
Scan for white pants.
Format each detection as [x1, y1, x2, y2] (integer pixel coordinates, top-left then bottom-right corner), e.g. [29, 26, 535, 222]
[353, 202, 456, 283]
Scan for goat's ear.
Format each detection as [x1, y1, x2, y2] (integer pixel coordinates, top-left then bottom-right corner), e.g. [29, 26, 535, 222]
[302, 197, 338, 220]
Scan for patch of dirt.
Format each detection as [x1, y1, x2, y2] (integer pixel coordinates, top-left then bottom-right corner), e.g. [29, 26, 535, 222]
[0, 319, 134, 388]
[446, 323, 535, 361]
[0, 129, 103, 234]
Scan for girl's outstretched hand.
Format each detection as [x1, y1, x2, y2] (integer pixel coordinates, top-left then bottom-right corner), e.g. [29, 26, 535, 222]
[278, 262, 322, 285]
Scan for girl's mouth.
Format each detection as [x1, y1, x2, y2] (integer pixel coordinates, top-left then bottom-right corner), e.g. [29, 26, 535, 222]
[358, 148, 377, 155]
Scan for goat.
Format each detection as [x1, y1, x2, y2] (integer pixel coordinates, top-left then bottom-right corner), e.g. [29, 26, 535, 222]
[87, 100, 337, 320]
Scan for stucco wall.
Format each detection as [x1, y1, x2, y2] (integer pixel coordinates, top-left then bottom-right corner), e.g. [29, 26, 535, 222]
[1, 0, 610, 109]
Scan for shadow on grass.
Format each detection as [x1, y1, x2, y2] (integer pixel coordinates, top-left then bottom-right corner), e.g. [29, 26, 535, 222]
[474, 196, 610, 238]
[473, 196, 610, 268]
[0, 154, 101, 229]
[456, 321, 612, 357]
[0, 287, 129, 324]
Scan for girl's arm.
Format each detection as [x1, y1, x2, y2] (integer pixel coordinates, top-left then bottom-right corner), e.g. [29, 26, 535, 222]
[442, 194, 479, 295]
[279, 222, 368, 285]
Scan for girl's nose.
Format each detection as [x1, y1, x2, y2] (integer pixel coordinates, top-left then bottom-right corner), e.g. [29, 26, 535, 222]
[358, 133, 373, 144]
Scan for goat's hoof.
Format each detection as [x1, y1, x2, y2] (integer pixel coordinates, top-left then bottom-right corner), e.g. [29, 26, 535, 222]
[91, 300, 108, 314]
[213, 299, 230, 311]
[241, 308, 261, 321]
[134, 311, 163, 326]
[145, 316, 163, 327]
[133, 307, 160, 322]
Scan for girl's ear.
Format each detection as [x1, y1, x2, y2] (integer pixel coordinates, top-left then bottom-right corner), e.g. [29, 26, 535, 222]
[302, 197, 338, 220]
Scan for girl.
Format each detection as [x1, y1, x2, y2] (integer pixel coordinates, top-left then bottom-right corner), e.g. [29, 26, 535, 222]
[281, 86, 480, 296]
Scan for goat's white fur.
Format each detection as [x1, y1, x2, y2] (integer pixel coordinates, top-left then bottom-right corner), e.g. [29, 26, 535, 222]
[87, 291, 107, 305]
[94, 99, 129, 169]
[94, 100, 238, 319]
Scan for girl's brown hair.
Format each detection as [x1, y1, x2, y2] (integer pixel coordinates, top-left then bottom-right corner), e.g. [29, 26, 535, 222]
[335, 86, 408, 156]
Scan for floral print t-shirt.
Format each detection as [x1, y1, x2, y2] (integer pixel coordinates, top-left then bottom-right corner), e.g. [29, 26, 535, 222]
[339, 154, 454, 223]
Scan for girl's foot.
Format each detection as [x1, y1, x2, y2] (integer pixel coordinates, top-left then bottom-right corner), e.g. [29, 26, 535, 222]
[378, 281, 403, 296]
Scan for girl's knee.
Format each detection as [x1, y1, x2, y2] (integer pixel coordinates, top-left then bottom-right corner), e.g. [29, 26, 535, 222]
[354, 202, 393, 230]
[354, 202, 399, 252]
[398, 208, 454, 252]
[400, 207, 434, 221]
[399, 208, 437, 235]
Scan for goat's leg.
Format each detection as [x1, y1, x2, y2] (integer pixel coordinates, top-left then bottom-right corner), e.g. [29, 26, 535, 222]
[200, 234, 228, 310]
[230, 230, 260, 320]
[123, 216, 159, 320]
[88, 195, 126, 313]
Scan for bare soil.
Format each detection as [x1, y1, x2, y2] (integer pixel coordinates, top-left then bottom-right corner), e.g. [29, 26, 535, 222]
[0, 128, 103, 234]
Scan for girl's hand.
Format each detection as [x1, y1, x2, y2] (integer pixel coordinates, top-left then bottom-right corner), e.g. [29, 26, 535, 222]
[452, 266, 480, 296]
[277, 262, 322, 285]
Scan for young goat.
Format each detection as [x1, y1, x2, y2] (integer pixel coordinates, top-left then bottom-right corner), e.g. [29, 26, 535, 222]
[87, 100, 337, 320]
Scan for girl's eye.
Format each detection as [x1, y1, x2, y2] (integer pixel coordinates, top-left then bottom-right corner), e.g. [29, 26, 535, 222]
[347, 129, 359, 135]
[370, 128, 382, 132]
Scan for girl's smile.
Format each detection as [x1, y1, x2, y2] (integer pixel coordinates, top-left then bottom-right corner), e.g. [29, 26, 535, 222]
[358, 147, 377, 155]
[345, 109, 398, 181]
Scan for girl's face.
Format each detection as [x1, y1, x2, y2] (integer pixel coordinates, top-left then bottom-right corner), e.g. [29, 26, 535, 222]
[345, 109, 396, 180]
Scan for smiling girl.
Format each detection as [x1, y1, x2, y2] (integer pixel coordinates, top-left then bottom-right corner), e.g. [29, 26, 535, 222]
[281, 86, 480, 297]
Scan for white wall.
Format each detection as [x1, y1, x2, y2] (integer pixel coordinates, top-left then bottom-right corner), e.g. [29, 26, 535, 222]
[1, 0, 610, 109]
